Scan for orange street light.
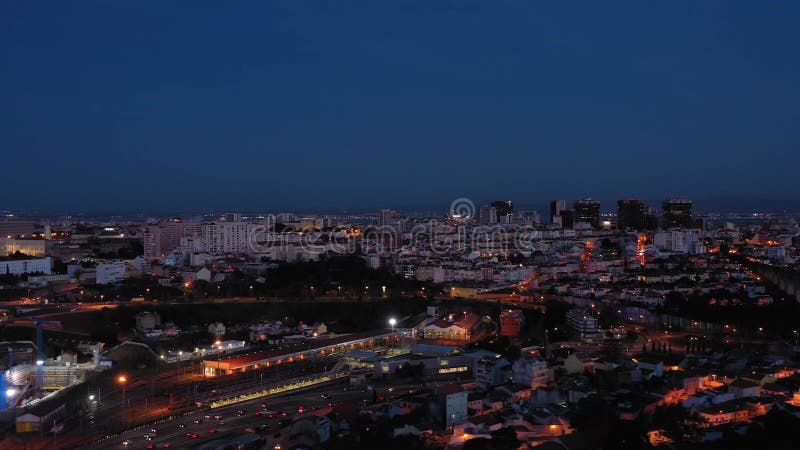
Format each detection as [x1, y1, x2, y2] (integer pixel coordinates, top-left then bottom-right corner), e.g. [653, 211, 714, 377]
[118, 375, 128, 408]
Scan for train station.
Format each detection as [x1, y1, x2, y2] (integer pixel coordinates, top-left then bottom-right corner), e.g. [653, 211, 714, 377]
[201, 329, 401, 377]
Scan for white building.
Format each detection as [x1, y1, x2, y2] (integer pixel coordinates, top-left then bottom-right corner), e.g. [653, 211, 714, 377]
[135, 311, 161, 331]
[0, 257, 51, 276]
[566, 308, 602, 343]
[512, 354, 550, 388]
[201, 221, 257, 254]
[442, 384, 469, 427]
[96, 261, 126, 284]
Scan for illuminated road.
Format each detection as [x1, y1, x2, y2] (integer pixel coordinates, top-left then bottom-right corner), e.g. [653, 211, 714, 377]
[88, 355, 343, 430]
[86, 381, 423, 449]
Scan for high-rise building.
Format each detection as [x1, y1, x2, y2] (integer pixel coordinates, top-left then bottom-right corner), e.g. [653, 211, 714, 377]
[143, 218, 197, 260]
[201, 220, 257, 254]
[550, 200, 566, 224]
[377, 209, 396, 228]
[662, 198, 693, 228]
[559, 210, 575, 228]
[574, 198, 601, 228]
[478, 206, 497, 226]
[490, 200, 513, 217]
[617, 199, 645, 230]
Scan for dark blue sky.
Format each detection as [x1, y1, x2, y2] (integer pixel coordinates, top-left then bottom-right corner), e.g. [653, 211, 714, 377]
[3, 1, 800, 213]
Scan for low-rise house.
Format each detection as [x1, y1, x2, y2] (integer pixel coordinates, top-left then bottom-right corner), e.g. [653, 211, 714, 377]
[729, 378, 761, 398]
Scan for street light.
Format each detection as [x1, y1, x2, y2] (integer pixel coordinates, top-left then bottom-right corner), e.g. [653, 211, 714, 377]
[388, 318, 396, 332]
[118, 375, 128, 409]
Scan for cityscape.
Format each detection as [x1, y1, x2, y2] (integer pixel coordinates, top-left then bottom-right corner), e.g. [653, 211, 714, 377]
[3, 197, 800, 450]
[3, 2, 800, 450]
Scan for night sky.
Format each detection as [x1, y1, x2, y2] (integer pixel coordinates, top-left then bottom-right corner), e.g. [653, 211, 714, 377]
[3, 1, 800, 213]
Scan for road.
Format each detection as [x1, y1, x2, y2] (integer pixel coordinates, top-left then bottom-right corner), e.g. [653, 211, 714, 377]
[86, 380, 423, 450]
[87, 355, 344, 432]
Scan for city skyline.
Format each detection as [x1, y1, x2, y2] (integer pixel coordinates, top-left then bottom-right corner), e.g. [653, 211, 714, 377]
[5, 2, 800, 448]
[6, 195, 800, 219]
[3, 1, 800, 211]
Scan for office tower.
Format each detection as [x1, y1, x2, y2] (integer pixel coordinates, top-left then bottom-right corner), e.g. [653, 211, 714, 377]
[559, 210, 575, 228]
[490, 200, 513, 217]
[478, 206, 498, 226]
[550, 200, 566, 224]
[617, 199, 645, 230]
[662, 198, 693, 228]
[574, 198, 601, 228]
[491, 200, 513, 224]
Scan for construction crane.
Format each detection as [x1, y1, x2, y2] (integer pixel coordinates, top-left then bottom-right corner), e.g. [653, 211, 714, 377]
[30, 317, 62, 398]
